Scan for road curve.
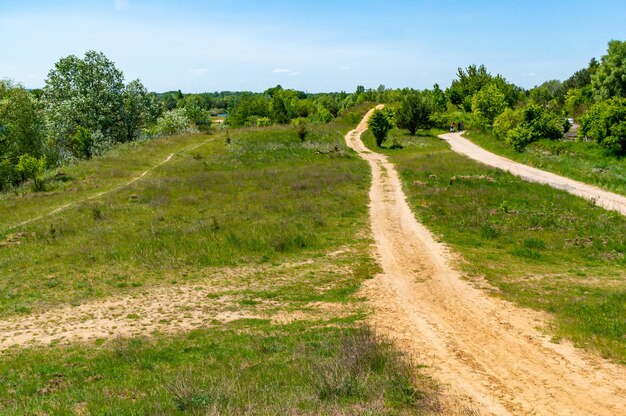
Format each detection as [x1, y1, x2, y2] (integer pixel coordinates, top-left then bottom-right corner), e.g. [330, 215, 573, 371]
[440, 132, 626, 216]
[347, 107, 626, 415]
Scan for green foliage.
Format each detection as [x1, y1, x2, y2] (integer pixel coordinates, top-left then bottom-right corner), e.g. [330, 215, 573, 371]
[495, 103, 563, 151]
[68, 126, 94, 159]
[154, 108, 193, 136]
[292, 117, 308, 141]
[592, 40, 626, 101]
[184, 105, 212, 132]
[493, 107, 523, 139]
[529, 80, 564, 107]
[505, 126, 534, 152]
[368, 108, 394, 147]
[471, 84, 506, 127]
[395, 89, 433, 135]
[579, 97, 626, 152]
[43, 51, 155, 156]
[16, 154, 46, 191]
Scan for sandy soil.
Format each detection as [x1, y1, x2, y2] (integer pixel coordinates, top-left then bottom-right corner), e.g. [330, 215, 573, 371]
[440, 132, 626, 216]
[346, 107, 626, 415]
[0, 260, 354, 351]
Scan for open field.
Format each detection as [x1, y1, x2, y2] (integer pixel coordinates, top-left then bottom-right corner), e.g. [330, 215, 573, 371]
[0, 106, 441, 415]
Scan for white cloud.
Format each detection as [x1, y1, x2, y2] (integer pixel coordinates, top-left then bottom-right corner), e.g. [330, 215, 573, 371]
[189, 68, 209, 75]
[272, 68, 290, 73]
[339, 66, 350, 71]
[114, 0, 129, 11]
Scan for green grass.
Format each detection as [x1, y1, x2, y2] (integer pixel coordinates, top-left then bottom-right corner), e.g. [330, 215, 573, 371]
[364, 128, 626, 363]
[0, 105, 440, 415]
[0, 323, 437, 415]
[0, 108, 373, 316]
[464, 129, 626, 196]
[0, 133, 214, 231]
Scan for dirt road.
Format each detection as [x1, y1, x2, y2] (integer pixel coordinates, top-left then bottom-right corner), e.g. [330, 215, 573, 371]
[346, 108, 626, 415]
[440, 132, 626, 216]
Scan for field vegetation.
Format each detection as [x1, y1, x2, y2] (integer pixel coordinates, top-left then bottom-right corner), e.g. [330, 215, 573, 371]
[0, 106, 441, 415]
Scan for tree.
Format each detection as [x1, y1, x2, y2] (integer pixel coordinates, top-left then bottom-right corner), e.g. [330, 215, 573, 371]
[592, 40, 626, 101]
[579, 97, 626, 152]
[471, 84, 506, 127]
[395, 89, 432, 135]
[368, 109, 394, 147]
[120, 79, 157, 141]
[0, 85, 45, 160]
[43, 51, 153, 156]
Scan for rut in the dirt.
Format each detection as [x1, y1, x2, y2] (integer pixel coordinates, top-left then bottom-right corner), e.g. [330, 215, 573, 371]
[347, 107, 626, 416]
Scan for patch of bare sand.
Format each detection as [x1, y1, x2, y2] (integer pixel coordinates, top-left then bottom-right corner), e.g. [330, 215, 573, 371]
[347, 106, 626, 415]
[0, 257, 357, 351]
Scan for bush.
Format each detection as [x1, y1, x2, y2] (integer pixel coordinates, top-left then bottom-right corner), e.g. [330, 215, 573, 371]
[579, 97, 626, 152]
[16, 154, 46, 191]
[68, 126, 94, 159]
[292, 117, 308, 141]
[506, 127, 534, 152]
[493, 107, 523, 139]
[155, 109, 194, 136]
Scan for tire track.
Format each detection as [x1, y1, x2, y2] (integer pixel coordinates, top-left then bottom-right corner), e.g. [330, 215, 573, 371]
[348, 107, 626, 415]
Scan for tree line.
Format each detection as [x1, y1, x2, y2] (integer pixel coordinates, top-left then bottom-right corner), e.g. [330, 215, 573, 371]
[369, 40, 626, 153]
[3, 40, 626, 190]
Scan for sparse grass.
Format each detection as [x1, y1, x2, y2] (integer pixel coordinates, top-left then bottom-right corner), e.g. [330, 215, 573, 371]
[363, 127, 626, 363]
[465, 129, 626, 196]
[0, 322, 437, 415]
[0, 108, 373, 316]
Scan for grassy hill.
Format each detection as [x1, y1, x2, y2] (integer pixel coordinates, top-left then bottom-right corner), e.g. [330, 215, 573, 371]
[0, 106, 439, 415]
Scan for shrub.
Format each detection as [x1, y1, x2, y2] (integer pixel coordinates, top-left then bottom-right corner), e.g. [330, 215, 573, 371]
[292, 117, 308, 141]
[68, 126, 94, 159]
[155, 109, 194, 136]
[16, 154, 46, 191]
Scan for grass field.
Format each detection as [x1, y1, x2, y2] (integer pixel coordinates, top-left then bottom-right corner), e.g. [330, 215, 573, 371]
[464, 130, 626, 196]
[0, 106, 440, 415]
[363, 128, 626, 363]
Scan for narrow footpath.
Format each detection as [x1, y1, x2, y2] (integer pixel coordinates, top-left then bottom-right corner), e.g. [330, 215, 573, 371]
[440, 132, 626, 216]
[346, 107, 626, 415]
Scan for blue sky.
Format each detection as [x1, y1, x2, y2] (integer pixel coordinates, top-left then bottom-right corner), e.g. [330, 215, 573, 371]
[1, 0, 625, 93]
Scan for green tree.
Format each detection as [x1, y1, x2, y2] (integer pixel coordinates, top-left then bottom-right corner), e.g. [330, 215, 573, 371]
[368, 109, 394, 147]
[579, 97, 626, 152]
[120, 79, 157, 141]
[395, 89, 432, 135]
[471, 84, 506, 127]
[592, 40, 626, 101]
[43, 51, 153, 155]
[0, 84, 45, 160]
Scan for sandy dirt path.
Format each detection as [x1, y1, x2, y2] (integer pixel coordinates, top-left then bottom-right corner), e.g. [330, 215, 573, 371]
[347, 107, 626, 415]
[440, 132, 626, 216]
[5, 136, 214, 232]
